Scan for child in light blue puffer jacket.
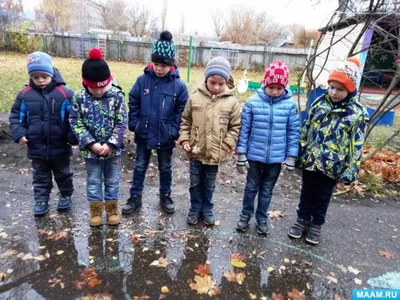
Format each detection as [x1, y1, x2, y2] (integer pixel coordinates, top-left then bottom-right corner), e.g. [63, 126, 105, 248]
[235, 61, 300, 235]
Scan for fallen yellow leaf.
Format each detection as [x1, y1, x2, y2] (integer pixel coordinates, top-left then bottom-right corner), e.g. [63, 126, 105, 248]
[249, 293, 257, 299]
[56, 250, 64, 255]
[161, 286, 170, 293]
[189, 275, 216, 294]
[230, 259, 246, 268]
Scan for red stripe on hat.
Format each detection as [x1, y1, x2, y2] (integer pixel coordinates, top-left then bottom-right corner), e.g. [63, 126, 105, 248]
[82, 76, 112, 88]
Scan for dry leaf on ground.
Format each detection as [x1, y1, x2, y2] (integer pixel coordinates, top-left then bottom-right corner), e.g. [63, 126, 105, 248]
[194, 264, 211, 277]
[150, 257, 169, 268]
[378, 250, 396, 259]
[223, 270, 246, 284]
[189, 275, 216, 295]
[287, 288, 305, 300]
[268, 210, 285, 219]
[272, 292, 285, 300]
[81, 294, 113, 300]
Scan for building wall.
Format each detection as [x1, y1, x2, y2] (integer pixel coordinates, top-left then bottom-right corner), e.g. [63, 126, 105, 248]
[69, 0, 104, 33]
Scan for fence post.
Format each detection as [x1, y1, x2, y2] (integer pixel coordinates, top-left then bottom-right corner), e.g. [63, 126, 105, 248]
[187, 35, 193, 83]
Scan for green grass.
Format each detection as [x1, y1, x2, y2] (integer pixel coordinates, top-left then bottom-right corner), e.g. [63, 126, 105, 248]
[358, 172, 385, 194]
[0, 51, 302, 113]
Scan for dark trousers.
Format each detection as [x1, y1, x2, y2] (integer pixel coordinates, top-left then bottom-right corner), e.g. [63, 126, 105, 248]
[130, 143, 173, 196]
[297, 170, 337, 225]
[189, 160, 219, 212]
[242, 161, 281, 222]
[31, 157, 74, 202]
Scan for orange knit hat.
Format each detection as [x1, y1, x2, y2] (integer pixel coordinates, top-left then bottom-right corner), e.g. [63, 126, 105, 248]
[328, 57, 361, 93]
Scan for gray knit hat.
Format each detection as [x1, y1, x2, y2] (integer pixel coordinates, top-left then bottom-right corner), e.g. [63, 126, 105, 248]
[205, 56, 231, 81]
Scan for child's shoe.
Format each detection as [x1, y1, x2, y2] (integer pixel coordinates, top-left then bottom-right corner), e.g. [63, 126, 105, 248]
[58, 195, 71, 211]
[305, 223, 321, 245]
[122, 194, 142, 214]
[236, 214, 250, 232]
[256, 220, 269, 235]
[105, 200, 120, 226]
[202, 210, 215, 226]
[89, 201, 103, 227]
[160, 192, 175, 214]
[186, 210, 201, 225]
[288, 218, 309, 239]
[34, 201, 49, 216]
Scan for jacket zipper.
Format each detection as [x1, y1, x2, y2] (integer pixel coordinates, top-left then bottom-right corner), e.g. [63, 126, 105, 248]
[266, 99, 273, 163]
[52, 97, 55, 114]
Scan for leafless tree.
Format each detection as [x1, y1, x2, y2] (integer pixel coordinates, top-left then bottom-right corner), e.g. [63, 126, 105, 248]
[35, 0, 72, 33]
[100, 0, 127, 33]
[179, 13, 185, 34]
[300, 0, 400, 158]
[0, 0, 23, 29]
[220, 5, 282, 45]
[160, 0, 168, 31]
[126, 3, 152, 37]
[210, 9, 225, 39]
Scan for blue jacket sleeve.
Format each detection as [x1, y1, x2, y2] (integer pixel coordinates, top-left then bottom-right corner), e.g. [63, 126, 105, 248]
[63, 87, 78, 145]
[171, 81, 189, 139]
[9, 92, 28, 143]
[286, 102, 300, 157]
[128, 78, 142, 132]
[236, 100, 252, 154]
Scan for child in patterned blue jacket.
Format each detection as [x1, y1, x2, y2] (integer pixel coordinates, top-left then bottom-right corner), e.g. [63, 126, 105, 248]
[70, 48, 127, 227]
[235, 61, 300, 235]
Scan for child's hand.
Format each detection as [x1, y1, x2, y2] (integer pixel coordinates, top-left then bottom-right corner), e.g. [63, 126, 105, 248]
[99, 144, 113, 156]
[228, 148, 236, 155]
[183, 143, 191, 152]
[91, 143, 104, 154]
[19, 136, 28, 145]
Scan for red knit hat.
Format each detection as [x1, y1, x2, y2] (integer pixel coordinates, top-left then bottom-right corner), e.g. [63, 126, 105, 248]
[82, 48, 113, 88]
[263, 61, 289, 88]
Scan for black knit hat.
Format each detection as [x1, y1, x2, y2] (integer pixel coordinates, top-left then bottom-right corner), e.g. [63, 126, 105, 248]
[151, 31, 176, 66]
[82, 48, 112, 88]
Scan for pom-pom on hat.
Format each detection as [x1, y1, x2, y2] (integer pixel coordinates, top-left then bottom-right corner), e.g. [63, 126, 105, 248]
[82, 48, 112, 88]
[151, 31, 176, 66]
[328, 56, 361, 93]
[262, 61, 289, 88]
[27, 51, 54, 77]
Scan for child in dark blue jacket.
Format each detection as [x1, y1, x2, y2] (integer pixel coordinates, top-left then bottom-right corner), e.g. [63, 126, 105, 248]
[9, 51, 75, 216]
[235, 62, 300, 235]
[123, 31, 189, 215]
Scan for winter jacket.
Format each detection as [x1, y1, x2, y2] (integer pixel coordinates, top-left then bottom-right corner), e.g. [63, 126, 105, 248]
[128, 65, 189, 149]
[69, 85, 128, 160]
[179, 82, 241, 165]
[300, 93, 369, 184]
[9, 69, 74, 159]
[236, 87, 300, 164]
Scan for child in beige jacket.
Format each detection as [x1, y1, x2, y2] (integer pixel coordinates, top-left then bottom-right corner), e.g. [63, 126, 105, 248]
[179, 56, 241, 226]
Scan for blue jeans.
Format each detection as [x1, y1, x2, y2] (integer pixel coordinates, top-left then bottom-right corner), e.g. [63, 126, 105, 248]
[242, 161, 281, 222]
[85, 156, 121, 202]
[31, 157, 73, 202]
[297, 170, 337, 225]
[189, 160, 219, 212]
[130, 143, 173, 196]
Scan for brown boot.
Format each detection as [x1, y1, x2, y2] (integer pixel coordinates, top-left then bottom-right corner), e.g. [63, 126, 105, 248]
[105, 200, 120, 226]
[89, 201, 103, 227]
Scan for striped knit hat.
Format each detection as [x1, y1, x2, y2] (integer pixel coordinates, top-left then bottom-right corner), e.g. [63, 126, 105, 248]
[151, 31, 176, 66]
[205, 56, 231, 82]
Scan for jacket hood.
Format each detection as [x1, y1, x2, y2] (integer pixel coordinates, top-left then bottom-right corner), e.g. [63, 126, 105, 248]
[29, 68, 66, 91]
[144, 64, 181, 80]
[197, 81, 234, 99]
[257, 85, 292, 103]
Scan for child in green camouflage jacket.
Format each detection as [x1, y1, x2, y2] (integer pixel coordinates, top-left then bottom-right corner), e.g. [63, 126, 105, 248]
[288, 57, 369, 245]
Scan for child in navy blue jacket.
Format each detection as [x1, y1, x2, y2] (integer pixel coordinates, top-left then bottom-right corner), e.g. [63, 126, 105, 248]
[123, 31, 189, 215]
[9, 51, 75, 216]
[235, 62, 300, 235]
